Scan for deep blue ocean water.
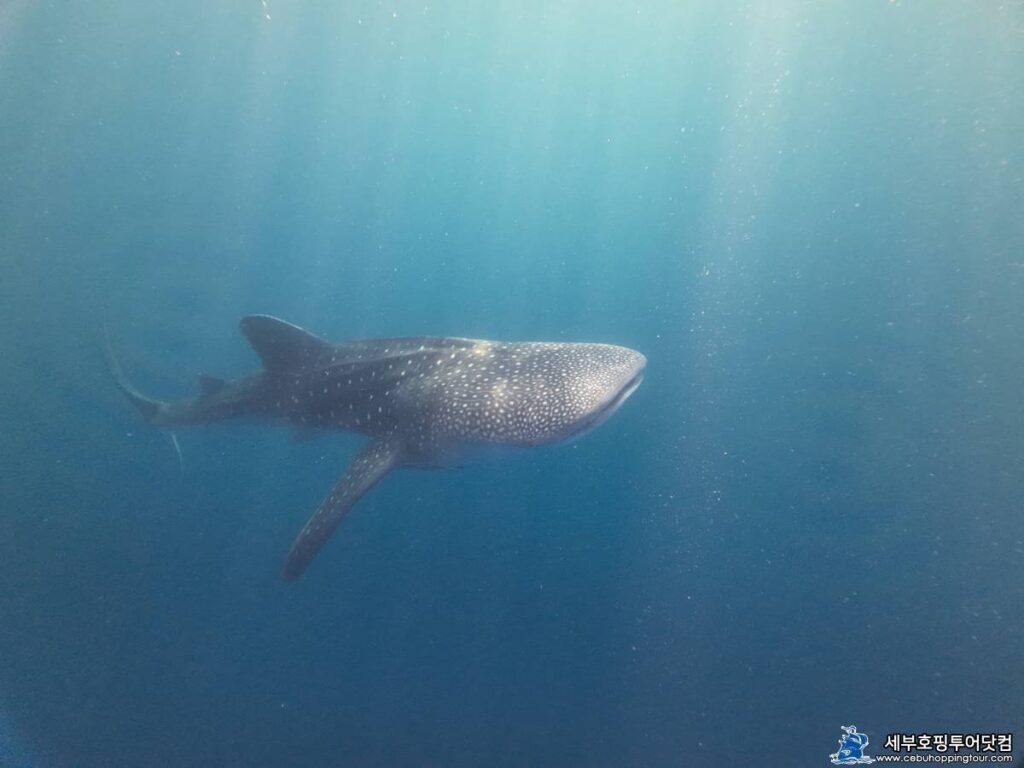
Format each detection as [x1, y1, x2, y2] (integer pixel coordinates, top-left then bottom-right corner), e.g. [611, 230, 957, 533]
[1, 1, 1022, 766]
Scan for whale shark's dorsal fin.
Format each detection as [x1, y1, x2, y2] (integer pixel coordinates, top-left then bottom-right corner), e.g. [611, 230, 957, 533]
[282, 437, 405, 581]
[240, 315, 332, 372]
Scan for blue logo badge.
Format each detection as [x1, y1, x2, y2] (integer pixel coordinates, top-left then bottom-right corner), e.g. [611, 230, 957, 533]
[830, 725, 875, 764]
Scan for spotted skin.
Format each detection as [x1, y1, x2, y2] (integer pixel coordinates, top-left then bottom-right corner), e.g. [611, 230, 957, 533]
[111, 315, 646, 580]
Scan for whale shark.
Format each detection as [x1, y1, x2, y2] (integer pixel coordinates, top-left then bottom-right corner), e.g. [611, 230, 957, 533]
[109, 315, 646, 580]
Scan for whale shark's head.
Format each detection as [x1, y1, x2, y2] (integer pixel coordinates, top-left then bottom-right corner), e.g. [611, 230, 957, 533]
[486, 341, 646, 446]
[553, 342, 646, 441]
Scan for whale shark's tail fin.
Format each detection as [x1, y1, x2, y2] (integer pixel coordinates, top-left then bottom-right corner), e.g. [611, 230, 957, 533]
[103, 327, 167, 424]
[282, 437, 405, 581]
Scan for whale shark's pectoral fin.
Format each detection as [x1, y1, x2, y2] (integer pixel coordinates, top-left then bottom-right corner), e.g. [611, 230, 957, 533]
[282, 437, 405, 581]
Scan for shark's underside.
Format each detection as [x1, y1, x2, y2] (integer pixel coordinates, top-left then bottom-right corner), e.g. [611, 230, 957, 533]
[109, 315, 646, 580]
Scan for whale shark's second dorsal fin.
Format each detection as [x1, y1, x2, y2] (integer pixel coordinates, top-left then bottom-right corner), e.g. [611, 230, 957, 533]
[240, 315, 332, 372]
[197, 373, 228, 396]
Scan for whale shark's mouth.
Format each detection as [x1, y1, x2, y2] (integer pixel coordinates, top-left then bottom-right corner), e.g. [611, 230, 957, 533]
[621, 370, 644, 401]
[602, 370, 644, 417]
[564, 369, 645, 441]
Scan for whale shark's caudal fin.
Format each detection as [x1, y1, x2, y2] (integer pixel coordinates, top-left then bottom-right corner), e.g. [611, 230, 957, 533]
[240, 315, 332, 372]
[103, 327, 168, 424]
[282, 437, 405, 581]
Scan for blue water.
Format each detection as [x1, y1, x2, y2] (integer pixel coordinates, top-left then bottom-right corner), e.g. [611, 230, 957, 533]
[1, 1, 1022, 766]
